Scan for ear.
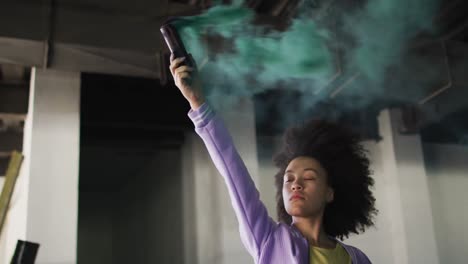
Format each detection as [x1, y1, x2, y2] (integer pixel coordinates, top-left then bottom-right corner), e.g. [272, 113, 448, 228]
[326, 188, 334, 203]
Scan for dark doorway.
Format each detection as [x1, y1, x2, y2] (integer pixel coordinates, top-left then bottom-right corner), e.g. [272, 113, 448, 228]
[78, 73, 191, 264]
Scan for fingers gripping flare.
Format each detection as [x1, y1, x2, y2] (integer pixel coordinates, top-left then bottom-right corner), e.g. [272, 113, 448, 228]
[168, 53, 204, 110]
[170, 55, 196, 87]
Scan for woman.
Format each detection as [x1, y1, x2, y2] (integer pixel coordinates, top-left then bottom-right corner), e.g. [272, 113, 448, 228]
[170, 55, 377, 264]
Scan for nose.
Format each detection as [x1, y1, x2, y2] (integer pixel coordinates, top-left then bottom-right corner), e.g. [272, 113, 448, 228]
[291, 181, 303, 191]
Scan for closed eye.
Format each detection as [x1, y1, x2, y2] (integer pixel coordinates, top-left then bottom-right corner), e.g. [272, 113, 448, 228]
[284, 173, 294, 183]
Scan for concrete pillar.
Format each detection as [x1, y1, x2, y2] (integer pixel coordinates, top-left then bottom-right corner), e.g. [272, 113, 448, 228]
[182, 98, 259, 264]
[0, 68, 80, 263]
[375, 109, 439, 263]
[424, 143, 468, 264]
[344, 108, 439, 263]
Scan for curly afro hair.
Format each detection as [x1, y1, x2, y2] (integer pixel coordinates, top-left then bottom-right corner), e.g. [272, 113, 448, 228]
[273, 119, 377, 240]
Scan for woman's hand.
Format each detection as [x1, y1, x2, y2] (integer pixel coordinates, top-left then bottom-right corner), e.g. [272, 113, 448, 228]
[169, 54, 205, 110]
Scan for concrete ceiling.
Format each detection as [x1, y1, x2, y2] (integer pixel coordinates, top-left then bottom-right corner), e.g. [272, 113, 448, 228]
[0, 0, 204, 78]
[0, 0, 467, 78]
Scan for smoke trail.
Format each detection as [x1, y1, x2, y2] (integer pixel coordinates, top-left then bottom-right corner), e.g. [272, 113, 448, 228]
[341, 0, 438, 93]
[173, 2, 333, 108]
[173, 0, 439, 116]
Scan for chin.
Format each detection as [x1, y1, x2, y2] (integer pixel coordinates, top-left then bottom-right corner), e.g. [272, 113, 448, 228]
[286, 207, 307, 217]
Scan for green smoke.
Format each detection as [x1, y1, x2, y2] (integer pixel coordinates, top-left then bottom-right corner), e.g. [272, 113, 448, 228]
[172, 0, 439, 112]
[173, 2, 333, 106]
[343, 0, 438, 85]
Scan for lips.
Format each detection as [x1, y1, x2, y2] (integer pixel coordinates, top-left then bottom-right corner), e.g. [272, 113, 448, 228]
[290, 194, 305, 201]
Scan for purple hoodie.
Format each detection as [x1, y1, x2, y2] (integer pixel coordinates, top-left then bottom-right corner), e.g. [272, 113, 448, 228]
[188, 103, 372, 264]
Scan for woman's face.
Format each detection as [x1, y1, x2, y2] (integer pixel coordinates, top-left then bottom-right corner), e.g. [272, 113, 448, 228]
[282, 156, 334, 219]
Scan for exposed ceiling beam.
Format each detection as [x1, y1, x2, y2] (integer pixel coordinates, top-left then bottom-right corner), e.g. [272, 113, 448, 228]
[0, 37, 163, 78]
[0, 1, 200, 52]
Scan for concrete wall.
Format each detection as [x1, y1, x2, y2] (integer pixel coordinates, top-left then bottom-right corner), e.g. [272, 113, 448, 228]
[0, 68, 80, 264]
[424, 143, 468, 264]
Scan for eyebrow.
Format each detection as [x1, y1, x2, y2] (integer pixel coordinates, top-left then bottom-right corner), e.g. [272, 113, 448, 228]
[285, 168, 319, 175]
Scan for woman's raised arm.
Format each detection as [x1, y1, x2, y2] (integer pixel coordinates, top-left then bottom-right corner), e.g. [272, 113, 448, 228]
[170, 55, 277, 261]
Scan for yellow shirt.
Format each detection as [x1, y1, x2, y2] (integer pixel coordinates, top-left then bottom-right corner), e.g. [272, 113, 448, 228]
[310, 243, 352, 264]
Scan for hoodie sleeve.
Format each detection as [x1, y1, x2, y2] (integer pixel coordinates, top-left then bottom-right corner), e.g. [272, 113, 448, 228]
[188, 103, 275, 261]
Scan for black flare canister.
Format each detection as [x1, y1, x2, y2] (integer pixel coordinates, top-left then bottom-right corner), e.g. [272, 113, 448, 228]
[160, 18, 193, 67]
